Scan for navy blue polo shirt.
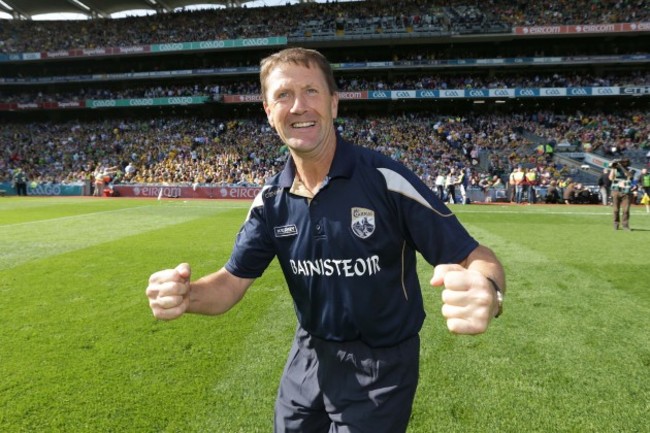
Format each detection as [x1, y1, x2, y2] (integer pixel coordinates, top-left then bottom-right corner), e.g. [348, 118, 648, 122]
[225, 135, 478, 347]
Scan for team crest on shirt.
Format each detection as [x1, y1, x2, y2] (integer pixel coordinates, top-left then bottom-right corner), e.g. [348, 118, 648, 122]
[351, 207, 375, 239]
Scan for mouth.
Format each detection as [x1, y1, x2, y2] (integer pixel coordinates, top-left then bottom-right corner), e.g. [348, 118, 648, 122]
[291, 121, 316, 129]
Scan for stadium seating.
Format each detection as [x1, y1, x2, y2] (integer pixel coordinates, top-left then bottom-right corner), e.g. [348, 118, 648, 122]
[1, 0, 648, 200]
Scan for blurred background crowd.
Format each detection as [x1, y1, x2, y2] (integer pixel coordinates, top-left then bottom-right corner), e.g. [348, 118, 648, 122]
[1, 0, 649, 203]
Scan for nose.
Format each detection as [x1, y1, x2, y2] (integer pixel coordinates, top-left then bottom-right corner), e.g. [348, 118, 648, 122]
[290, 92, 308, 113]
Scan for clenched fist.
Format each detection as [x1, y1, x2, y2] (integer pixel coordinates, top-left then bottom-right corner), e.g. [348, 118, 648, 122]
[430, 264, 499, 335]
[146, 263, 191, 320]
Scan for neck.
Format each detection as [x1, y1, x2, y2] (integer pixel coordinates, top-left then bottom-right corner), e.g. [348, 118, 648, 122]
[291, 134, 337, 191]
[294, 158, 330, 193]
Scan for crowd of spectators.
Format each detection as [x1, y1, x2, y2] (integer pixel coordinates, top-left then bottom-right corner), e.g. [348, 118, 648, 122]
[525, 110, 649, 159]
[1, 0, 649, 54]
[492, 0, 650, 27]
[1, 1, 648, 201]
[336, 71, 650, 92]
[2, 110, 647, 195]
[2, 70, 648, 104]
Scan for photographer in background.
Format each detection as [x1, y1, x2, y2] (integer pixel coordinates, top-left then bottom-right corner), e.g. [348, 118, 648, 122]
[608, 159, 634, 230]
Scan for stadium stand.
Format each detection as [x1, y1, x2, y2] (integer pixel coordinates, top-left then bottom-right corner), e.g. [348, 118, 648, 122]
[1, 0, 648, 203]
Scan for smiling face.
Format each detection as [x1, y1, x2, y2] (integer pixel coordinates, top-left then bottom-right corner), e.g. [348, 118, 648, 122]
[262, 62, 339, 158]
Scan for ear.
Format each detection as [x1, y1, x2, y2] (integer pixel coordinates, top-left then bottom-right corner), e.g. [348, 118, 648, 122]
[263, 101, 274, 129]
[331, 92, 339, 119]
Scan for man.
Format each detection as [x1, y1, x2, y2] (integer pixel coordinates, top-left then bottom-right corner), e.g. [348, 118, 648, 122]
[640, 168, 650, 213]
[545, 180, 561, 204]
[640, 168, 650, 196]
[445, 167, 458, 204]
[12, 168, 27, 196]
[524, 166, 538, 204]
[508, 166, 517, 202]
[597, 167, 611, 206]
[609, 159, 633, 230]
[456, 166, 468, 204]
[512, 166, 526, 203]
[146, 48, 505, 433]
[435, 170, 446, 200]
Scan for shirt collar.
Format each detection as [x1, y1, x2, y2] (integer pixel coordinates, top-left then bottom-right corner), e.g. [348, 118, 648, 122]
[277, 133, 356, 189]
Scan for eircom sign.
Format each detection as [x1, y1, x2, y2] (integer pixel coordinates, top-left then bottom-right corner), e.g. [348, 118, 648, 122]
[114, 185, 261, 199]
[132, 185, 183, 198]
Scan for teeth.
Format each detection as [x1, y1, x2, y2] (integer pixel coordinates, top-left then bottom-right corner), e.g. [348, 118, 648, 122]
[292, 122, 315, 128]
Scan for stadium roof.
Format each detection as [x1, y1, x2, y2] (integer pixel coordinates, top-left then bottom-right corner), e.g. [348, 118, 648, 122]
[0, 0, 322, 19]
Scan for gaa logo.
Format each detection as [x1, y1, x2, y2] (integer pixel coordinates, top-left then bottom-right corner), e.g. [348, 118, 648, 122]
[569, 88, 589, 95]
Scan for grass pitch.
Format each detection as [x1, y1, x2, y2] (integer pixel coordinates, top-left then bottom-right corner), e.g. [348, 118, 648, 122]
[0, 197, 648, 432]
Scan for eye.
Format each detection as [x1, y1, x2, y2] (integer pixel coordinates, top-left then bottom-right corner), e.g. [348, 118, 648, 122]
[306, 88, 318, 95]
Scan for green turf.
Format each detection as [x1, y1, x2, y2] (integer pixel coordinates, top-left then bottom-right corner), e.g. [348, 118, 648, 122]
[0, 197, 648, 432]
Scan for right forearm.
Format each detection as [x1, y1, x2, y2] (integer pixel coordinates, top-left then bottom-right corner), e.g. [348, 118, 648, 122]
[187, 268, 253, 316]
